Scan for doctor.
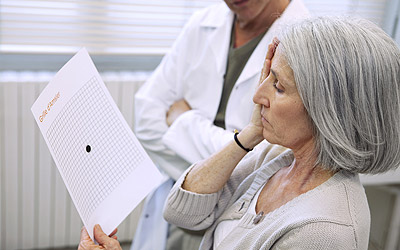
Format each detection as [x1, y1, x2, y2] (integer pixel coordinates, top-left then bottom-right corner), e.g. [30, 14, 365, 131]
[132, 0, 309, 249]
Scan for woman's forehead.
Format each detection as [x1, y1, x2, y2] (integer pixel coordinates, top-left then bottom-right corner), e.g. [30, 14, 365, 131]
[271, 46, 295, 85]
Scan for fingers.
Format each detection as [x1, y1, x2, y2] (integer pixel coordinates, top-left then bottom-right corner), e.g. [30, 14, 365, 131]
[80, 226, 90, 241]
[266, 43, 275, 60]
[78, 227, 87, 250]
[258, 45, 273, 85]
[108, 228, 118, 238]
[93, 224, 121, 249]
[78, 227, 96, 250]
[93, 224, 109, 244]
[273, 37, 280, 48]
[259, 37, 280, 86]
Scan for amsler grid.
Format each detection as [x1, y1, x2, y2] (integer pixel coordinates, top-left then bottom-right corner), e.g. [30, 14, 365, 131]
[46, 76, 145, 222]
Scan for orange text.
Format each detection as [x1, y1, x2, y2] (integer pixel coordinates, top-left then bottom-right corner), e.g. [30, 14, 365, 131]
[39, 91, 60, 122]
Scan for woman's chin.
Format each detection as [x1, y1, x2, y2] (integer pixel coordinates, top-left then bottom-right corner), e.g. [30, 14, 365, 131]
[262, 130, 277, 144]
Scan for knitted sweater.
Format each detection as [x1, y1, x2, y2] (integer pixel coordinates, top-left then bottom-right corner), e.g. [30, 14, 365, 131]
[163, 142, 371, 249]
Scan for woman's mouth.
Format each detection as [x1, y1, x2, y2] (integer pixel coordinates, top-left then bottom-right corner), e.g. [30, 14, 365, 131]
[261, 115, 269, 125]
[233, 0, 249, 7]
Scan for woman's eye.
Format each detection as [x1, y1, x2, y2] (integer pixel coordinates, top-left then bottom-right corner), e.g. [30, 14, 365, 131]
[273, 82, 284, 93]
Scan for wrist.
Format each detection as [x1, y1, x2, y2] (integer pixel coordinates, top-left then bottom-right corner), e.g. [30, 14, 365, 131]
[234, 130, 253, 152]
[235, 126, 264, 150]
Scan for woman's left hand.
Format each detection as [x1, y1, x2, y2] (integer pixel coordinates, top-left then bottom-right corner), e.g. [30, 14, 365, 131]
[259, 37, 279, 85]
[78, 225, 121, 250]
[246, 38, 280, 141]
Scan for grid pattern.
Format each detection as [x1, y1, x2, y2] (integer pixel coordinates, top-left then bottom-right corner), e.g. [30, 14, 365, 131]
[46, 76, 144, 223]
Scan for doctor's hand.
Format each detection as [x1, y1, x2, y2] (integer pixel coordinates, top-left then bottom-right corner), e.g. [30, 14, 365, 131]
[166, 99, 192, 126]
[78, 225, 121, 250]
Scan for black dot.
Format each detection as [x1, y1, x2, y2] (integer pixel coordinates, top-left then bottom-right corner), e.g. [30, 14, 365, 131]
[86, 145, 91, 153]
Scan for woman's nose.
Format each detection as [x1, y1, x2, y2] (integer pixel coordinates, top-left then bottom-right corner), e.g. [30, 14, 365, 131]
[253, 78, 270, 108]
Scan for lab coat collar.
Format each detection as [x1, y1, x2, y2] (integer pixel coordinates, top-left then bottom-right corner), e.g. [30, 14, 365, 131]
[200, 3, 232, 28]
[200, 3, 234, 78]
[198, 0, 309, 84]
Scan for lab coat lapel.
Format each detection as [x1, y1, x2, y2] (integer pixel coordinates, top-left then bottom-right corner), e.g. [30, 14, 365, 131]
[234, 20, 281, 87]
[200, 4, 234, 77]
[234, 33, 270, 87]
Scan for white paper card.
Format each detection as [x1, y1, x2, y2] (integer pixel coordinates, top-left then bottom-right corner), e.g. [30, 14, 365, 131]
[31, 48, 164, 241]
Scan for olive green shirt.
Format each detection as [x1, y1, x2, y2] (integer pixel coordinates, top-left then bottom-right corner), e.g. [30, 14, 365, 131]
[214, 26, 266, 128]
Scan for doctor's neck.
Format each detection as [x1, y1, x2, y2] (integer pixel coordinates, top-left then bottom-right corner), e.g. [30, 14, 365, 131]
[234, 0, 289, 47]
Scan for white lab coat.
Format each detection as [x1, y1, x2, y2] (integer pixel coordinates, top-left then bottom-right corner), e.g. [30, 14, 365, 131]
[135, 0, 309, 181]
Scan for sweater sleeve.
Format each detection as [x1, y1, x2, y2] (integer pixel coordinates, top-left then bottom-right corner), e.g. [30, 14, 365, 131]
[162, 165, 223, 231]
[271, 222, 357, 250]
[163, 142, 281, 231]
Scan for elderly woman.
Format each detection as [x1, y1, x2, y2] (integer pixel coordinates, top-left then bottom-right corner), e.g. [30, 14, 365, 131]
[78, 16, 400, 250]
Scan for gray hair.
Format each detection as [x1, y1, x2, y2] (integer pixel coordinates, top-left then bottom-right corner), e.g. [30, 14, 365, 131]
[279, 16, 400, 174]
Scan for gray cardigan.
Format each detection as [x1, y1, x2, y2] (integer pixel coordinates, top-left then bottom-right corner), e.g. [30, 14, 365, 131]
[163, 142, 371, 249]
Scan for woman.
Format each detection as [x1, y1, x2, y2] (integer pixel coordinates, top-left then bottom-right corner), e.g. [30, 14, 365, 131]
[78, 16, 400, 249]
[162, 16, 400, 249]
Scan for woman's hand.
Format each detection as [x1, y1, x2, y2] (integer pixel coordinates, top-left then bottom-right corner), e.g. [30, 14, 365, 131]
[259, 37, 279, 85]
[245, 38, 280, 145]
[166, 99, 192, 126]
[78, 225, 121, 250]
